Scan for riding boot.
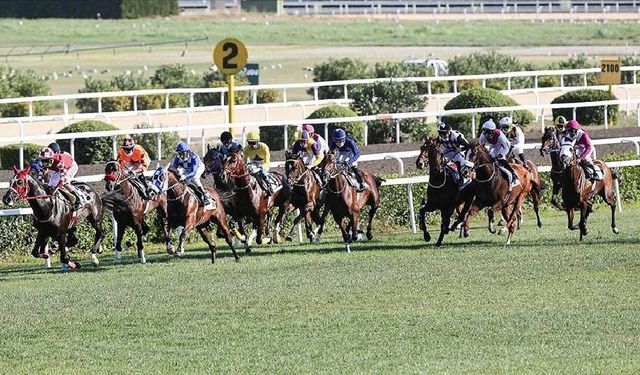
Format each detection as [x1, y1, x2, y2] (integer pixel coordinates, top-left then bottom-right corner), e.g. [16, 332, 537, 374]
[194, 185, 215, 210]
[259, 174, 272, 196]
[137, 174, 150, 199]
[352, 166, 368, 192]
[499, 159, 519, 190]
[59, 185, 80, 210]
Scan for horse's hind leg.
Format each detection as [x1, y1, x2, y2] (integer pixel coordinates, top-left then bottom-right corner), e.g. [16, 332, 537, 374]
[285, 210, 304, 242]
[335, 215, 352, 253]
[88, 214, 105, 267]
[366, 204, 378, 241]
[436, 206, 455, 247]
[272, 205, 287, 244]
[114, 220, 126, 259]
[566, 209, 578, 231]
[58, 233, 79, 271]
[214, 211, 239, 261]
[601, 179, 620, 234]
[197, 226, 218, 264]
[314, 205, 330, 241]
[418, 201, 431, 243]
[134, 225, 146, 264]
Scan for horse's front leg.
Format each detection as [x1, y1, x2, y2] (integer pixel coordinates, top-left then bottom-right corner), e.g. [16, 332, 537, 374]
[88, 215, 105, 267]
[32, 232, 51, 268]
[134, 225, 146, 264]
[285, 210, 304, 242]
[418, 200, 431, 243]
[114, 219, 126, 259]
[335, 215, 352, 253]
[579, 205, 589, 240]
[59, 231, 79, 271]
[176, 226, 187, 257]
[350, 209, 361, 242]
[272, 204, 288, 244]
[436, 206, 455, 247]
[213, 210, 239, 262]
[566, 208, 578, 231]
[314, 205, 330, 241]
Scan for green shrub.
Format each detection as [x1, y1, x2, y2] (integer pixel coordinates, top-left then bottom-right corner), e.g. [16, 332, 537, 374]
[546, 56, 598, 87]
[306, 105, 364, 144]
[0, 143, 43, 169]
[0, 68, 51, 117]
[441, 88, 533, 137]
[57, 120, 120, 164]
[309, 58, 372, 99]
[602, 152, 640, 202]
[350, 82, 426, 144]
[121, 0, 179, 18]
[132, 123, 182, 160]
[257, 88, 279, 104]
[76, 77, 130, 113]
[372, 61, 448, 95]
[621, 56, 640, 84]
[196, 71, 250, 107]
[111, 74, 162, 110]
[152, 64, 202, 108]
[447, 51, 531, 91]
[259, 125, 298, 152]
[551, 89, 618, 126]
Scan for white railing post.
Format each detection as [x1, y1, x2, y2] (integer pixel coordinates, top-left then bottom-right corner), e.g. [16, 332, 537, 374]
[201, 129, 206, 157]
[572, 107, 577, 120]
[324, 122, 329, 144]
[98, 98, 102, 113]
[112, 136, 118, 159]
[164, 94, 170, 110]
[313, 87, 318, 101]
[560, 75, 564, 87]
[63, 99, 69, 116]
[534, 75, 539, 89]
[283, 125, 289, 150]
[28, 101, 33, 118]
[133, 96, 138, 112]
[364, 122, 368, 146]
[70, 138, 75, 159]
[583, 73, 588, 87]
[344, 84, 349, 100]
[604, 105, 609, 129]
[156, 132, 162, 162]
[615, 174, 622, 213]
[471, 114, 476, 138]
[395, 120, 400, 143]
[189, 93, 195, 109]
[283, 89, 287, 103]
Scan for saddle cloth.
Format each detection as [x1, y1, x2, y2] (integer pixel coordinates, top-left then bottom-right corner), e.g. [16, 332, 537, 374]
[266, 173, 283, 193]
[70, 181, 93, 205]
[497, 164, 515, 184]
[127, 177, 148, 196]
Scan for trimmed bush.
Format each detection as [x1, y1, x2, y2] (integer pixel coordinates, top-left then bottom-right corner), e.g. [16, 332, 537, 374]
[350, 82, 426, 144]
[551, 89, 618, 126]
[621, 56, 640, 84]
[441, 88, 533, 137]
[546, 56, 598, 87]
[57, 120, 119, 164]
[306, 105, 364, 144]
[372, 61, 448, 95]
[76, 77, 130, 113]
[0, 68, 51, 117]
[132, 123, 182, 160]
[309, 58, 372, 100]
[0, 143, 43, 169]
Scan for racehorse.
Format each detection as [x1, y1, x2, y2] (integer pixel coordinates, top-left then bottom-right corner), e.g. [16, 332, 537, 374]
[322, 151, 383, 253]
[540, 126, 565, 210]
[460, 143, 541, 245]
[559, 144, 619, 240]
[222, 150, 291, 249]
[415, 137, 473, 246]
[150, 165, 239, 263]
[102, 161, 168, 263]
[2, 166, 105, 270]
[283, 149, 327, 242]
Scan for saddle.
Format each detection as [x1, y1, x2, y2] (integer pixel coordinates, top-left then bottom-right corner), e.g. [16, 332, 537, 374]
[496, 163, 515, 184]
[127, 176, 148, 197]
[580, 160, 604, 181]
[341, 169, 361, 189]
[445, 161, 461, 184]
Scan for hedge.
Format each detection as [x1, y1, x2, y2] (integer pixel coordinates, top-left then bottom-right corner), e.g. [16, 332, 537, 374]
[57, 120, 120, 164]
[0, 68, 51, 118]
[441, 88, 533, 137]
[309, 58, 372, 100]
[551, 89, 618, 126]
[306, 105, 364, 144]
[0, 143, 43, 169]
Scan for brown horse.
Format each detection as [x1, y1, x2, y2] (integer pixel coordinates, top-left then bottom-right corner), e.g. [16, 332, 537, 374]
[415, 137, 474, 246]
[103, 161, 168, 264]
[540, 126, 565, 210]
[2, 166, 105, 270]
[223, 151, 291, 249]
[283, 150, 327, 242]
[322, 152, 383, 253]
[461, 143, 540, 245]
[559, 144, 619, 240]
[150, 165, 239, 263]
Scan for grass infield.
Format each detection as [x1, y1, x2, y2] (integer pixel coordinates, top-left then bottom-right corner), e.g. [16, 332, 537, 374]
[0, 205, 639, 372]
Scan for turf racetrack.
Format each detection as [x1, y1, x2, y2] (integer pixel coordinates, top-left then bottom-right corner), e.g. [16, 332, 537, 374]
[1, 205, 639, 373]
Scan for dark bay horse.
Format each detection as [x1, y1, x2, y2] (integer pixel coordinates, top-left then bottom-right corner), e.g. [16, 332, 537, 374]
[559, 144, 619, 240]
[103, 161, 168, 264]
[222, 151, 291, 249]
[2, 166, 105, 270]
[150, 166, 239, 263]
[283, 150, 327, 242]
[540, 126, 565, 210]
[322, 152, 383, 253]
[461, 143, 541, 245]
[415, 137, 474, 246]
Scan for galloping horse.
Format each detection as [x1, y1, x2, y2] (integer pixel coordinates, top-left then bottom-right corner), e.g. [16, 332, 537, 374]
[461, 143, 541, 245]
[322, 152, 383, 253]
[2, 166, 105, 269]
[283, 150, 327, 242]
[222, 150, 291, 249]
[415, 137, 473, 246]
[559, 144, 619, 240]
[150, 166, 239, 263]
[102, 161, 168, 263]
[540, 126, 565, 210]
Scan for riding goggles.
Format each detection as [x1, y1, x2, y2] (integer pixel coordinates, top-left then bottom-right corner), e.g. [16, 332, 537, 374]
[248, 141, 258, 147]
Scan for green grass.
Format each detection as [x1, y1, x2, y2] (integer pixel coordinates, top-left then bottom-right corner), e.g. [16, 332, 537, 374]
[1, 205, 639, 372]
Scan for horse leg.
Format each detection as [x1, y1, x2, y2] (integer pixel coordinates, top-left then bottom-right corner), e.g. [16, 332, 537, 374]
[58, 232, 79, 271]
[505, 195, 526, 245]
[114, 220, 126, 259]
[272, 205, 287, 244]
[176, 227, 187, 257]
[487, 209, 496, 234]
[87, 215, 105, 267]
[304, 210, 315, 243]
[214, 211, 239, 262]
[436, 206, 455, 247]
[32, 232, 50, 268]
[134, 225, 146, 264]
[567, 209, 578, 231]
[579, 206, 588, 241]
[532, 189, 542, 228]
[418, 200, 431, 243]
[601, 178, 620, 234]
[314, 205, 330, 242]
[366, 204, 378, 241]
[238, 220, 252, 253]
[285, 211, 304, 242]
[351, 210, 361, 242]
[335, 215, 352, 253]
[197, 225, 218, 264]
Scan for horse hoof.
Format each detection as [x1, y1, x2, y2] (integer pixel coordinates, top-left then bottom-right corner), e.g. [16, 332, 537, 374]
[613, 227, 620, 234]
[313, 236, 321, 244]
[537, 221, 542, 228]
[423, 232, 431, 242]
[366, 232, 373, 241]
[91, 254, 99, 267]
[235, 257, 241, 262]
[285, 236, 293, 242]
[498, 228, 507, 236]
[245, 247, 252, 254]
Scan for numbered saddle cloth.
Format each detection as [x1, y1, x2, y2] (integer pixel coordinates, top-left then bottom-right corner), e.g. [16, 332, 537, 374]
[128, 176, 148, 196]
[266, 173, 282, 193]
[70, 181, 93, 204]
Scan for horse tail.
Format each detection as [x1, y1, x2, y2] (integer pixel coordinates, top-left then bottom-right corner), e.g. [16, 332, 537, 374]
[374, 176, 385, 188]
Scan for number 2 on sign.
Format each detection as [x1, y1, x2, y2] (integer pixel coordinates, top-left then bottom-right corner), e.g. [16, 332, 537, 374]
[223, 42, 239, 70]
[601, 63, 620, 73]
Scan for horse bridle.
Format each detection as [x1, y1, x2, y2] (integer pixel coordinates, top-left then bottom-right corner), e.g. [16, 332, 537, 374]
[286, 158, 312, 187]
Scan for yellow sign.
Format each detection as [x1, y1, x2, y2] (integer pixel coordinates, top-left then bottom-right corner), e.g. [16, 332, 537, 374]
[213, 38, 248, 75]
[600, 59, 621, 85]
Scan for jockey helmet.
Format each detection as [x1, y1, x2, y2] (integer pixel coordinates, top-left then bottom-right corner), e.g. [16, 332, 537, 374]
[30, 159, 43, 172]
[565, 119, 580, 131]
[481, 119, 497, 134]
[302, 124, 315, 134]
[437, 122, 451, 136]
[122, 136, 135, 153]
[220, 131, 233, 144]
[333, 128, 346, 140]
[39, 147, 55, 168]
[176, 142, 190, 153]
[298, 130, 310, 141]
[47, 142, 61, 154]
[498, 116, 512, 129]
[246, 131, 260, 142]
[554, 115, 567, 128]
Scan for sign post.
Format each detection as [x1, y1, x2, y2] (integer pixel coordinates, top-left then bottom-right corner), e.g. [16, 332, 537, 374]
[213, 38, 248, 130]
[600, 58, 621, 86]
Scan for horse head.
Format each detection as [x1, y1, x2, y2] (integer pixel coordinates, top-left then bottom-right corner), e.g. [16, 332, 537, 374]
[224, 151, 247, 178]
[284, 149, 307, 185]
[203, 144, 224, 175]
[3, 165, 33, 206]
[560, 143, 576, 170]
[540, 127, 559, 156]
[416, 137, 443, 171]
[467, 142, 491, 167]
[103, 160, 124, 192]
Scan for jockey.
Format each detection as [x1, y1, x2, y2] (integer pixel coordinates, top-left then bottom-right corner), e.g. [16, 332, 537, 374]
[329, 128, 368, 192]
[171, 142, 215, 210]
[562, 120, 602, 181]
[31, 142, 70, 182]
[498, 116, 527, 167]
[243, 131, 273, 196]
[118, 135, 151, 199]
[292, 130, 324, 168]
[435, 121, 473, 186]
[478, 119, 520, 190]
[302, 124, 329, 154]
[219, 131, 243, 159]
[38, 147, 82, 209]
